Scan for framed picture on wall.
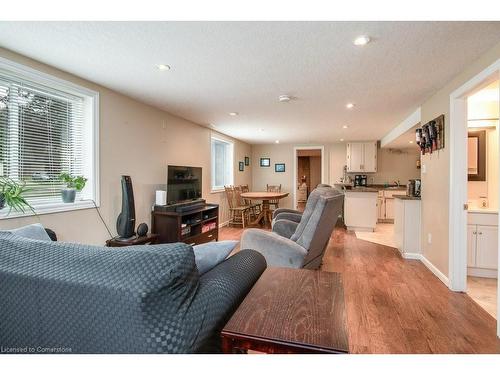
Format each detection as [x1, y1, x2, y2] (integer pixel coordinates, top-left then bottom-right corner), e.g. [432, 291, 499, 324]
[260, 158, 270, 167]
[239, 161, 244, 171]
[275, 163, 285, 172]
[244, 156, 250, 166]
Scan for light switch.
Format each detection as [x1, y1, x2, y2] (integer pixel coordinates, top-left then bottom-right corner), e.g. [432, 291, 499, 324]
[422, 164, 427, 174]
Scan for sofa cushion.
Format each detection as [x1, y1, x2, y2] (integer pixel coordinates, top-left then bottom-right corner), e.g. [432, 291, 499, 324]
[193, 240, 238, 274]
[1, 223, 51, 242]
[0, 233, 204, 353]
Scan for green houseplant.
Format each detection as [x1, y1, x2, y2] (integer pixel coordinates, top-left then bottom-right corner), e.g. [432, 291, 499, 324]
[59, 173, 87, 203]
[0, 177, 35, 214]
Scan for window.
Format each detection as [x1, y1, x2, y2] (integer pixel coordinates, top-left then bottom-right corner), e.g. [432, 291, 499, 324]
[211, 136, 233, 191]
[0, 58, 99, 218]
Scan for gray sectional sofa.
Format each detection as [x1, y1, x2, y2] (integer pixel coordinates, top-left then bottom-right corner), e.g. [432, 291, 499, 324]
[0, 231, 266, 353]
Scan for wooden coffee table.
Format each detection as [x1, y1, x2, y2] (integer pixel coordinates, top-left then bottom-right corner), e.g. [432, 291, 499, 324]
[221, 268, 349, 354]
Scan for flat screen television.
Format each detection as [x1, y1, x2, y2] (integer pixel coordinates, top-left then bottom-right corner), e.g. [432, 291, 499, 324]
[167, 165, 202, 205]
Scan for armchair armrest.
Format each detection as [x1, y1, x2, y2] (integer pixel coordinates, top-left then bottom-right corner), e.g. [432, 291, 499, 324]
[190, 249, 266, 353]
[240, 228, 307, 268]
[272, 219, 299, 239]
[272, 208, 301, 219]
[274, 212, 302, 223]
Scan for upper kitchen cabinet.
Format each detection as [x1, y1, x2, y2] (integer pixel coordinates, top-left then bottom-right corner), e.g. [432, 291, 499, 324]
[346, 141, 378, 173]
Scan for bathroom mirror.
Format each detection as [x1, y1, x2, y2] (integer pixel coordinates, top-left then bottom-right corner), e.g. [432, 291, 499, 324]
[467, 130, 486, 181]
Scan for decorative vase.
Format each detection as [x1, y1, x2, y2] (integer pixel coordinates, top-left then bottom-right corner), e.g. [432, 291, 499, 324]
[0, 192, 5, 210]
[61, 188, 76, 203]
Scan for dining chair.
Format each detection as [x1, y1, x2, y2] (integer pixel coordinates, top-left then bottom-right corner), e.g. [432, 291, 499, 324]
[240, 184, 261, 218]
[224, 185, 251, 227]
[266, 184, 282, 209]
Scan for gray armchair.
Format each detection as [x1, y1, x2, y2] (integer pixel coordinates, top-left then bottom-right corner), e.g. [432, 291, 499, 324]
[241, 186, 344, 269]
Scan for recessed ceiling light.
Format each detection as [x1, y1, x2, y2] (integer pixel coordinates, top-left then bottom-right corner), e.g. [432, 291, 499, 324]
[353, 36, 371, 46]
[340, 138, 345, 142]
[275, 140, 280, 144]
[278, 95, 291, 103]
[156, 64, 171, 71]
[229, 112, 238, 116]
[346, 103, 355, 109]
[342, 125, 348, 129]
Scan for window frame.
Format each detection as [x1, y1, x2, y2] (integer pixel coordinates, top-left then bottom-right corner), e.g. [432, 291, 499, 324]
[210, 135, 234, 193]
[0, 57, 100, 219]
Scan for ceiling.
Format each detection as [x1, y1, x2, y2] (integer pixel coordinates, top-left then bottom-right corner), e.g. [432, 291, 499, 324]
[384, 124, 420, 149]
[0, 22, 499, 144]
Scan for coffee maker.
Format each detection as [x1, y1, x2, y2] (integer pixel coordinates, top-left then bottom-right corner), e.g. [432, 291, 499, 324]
[354, 174, 368, 187]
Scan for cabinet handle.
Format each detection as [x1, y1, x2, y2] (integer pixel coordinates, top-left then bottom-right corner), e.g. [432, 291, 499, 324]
[478, 232, 482, 235]
[207, 234, 213, 238]
[189, 242, 196, 246]
[473, 231, 477, 234]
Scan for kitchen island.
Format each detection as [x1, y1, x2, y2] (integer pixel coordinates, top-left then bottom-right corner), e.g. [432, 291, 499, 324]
[343, 188, 378, 231]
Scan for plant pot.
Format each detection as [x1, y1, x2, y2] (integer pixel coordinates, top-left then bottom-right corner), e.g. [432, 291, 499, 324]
[0, 192, 5, 210]
[61, 188, 76, 203]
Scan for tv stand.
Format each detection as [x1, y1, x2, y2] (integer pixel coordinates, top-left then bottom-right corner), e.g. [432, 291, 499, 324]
[152, 203, 219, 245]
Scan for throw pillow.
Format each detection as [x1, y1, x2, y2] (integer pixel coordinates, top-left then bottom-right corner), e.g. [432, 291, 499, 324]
[2, 223, 52, 242]
[192, 240, 238, 274]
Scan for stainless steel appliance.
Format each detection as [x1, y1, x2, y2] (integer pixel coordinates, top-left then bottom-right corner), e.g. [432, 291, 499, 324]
[407, 179, 421, 197]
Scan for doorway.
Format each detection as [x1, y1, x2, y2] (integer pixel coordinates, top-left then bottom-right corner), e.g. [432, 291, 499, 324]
[465, 80, 499, 319]
[449, 58, 500, 337]
[293, 146, 325, 210]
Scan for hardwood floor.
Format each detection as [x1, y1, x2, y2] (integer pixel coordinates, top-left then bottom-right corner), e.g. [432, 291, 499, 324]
[220, 226, 500, 353]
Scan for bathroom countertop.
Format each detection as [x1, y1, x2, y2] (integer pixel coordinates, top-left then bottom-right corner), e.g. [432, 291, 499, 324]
[468, 208, 498, 214]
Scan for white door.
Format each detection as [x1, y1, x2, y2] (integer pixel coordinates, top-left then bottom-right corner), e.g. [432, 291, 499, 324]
[475, 225, 499, 269]
[363, 142, 378, 173]
[467, 225, 477, 267]
[385, 198, 395, 220]
[347, 143, 364, 172]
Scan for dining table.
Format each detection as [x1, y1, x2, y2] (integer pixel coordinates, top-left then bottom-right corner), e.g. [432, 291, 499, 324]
[240, 191, 289, 228]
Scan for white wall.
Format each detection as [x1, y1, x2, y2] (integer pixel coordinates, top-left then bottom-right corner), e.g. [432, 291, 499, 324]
[0, 47, 252, 244]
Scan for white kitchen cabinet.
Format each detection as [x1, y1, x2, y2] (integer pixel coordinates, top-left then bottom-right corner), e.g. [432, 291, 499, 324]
[346, 142, 377, 173]
[467, 212, 498, 278]
[385, 198, 395, 220]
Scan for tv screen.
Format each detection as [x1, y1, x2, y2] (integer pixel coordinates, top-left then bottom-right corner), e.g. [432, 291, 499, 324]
[167, 165, 202, 204]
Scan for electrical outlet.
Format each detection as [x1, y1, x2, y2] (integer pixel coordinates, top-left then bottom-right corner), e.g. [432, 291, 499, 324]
[427, 233, 432, 244]
[422, 164, 427, 174]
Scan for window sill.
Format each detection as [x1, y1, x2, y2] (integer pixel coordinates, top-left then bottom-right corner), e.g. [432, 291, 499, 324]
[0, 199, 97, 220]
[210, 189, 225, 194]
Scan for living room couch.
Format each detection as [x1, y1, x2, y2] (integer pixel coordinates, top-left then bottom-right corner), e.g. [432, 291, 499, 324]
[0, 231, 266, 353]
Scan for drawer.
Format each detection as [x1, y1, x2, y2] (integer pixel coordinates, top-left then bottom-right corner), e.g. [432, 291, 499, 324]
[185, 229, 218, 246]
[468, 212, 498, 226]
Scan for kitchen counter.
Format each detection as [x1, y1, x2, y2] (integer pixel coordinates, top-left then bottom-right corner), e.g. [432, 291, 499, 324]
[468, 208, 498, 214]
[393, 194, 421, 201]
[336, 184, 405, 193]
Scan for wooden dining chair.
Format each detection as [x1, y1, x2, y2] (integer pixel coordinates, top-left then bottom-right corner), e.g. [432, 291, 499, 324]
[266, 184, 282, 209]
[240, 184, 261, 218]
[224, 185, 251, 227]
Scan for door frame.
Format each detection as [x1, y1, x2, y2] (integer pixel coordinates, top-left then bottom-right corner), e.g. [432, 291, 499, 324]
[293, 146, 325, 209]
[448, 58, 500, 337]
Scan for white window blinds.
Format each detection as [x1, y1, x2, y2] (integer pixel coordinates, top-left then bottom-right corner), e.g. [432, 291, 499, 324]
[211, 137, 233, 190]
[0, 61, 98, 213]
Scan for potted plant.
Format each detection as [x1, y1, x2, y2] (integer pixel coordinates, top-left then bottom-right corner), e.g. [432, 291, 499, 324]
[0, 177, 35, 214]
[59, 173, 87, 203]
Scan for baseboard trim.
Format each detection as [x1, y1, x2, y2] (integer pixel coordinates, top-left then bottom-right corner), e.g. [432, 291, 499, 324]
[219, 220, 229, 228]
[419, 254, 450, 288]
[402, 252, 421, 260]
[467, 267, 498, 278]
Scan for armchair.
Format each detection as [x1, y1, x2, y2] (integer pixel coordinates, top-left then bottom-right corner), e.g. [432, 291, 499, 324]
[241, 186, 344, 269]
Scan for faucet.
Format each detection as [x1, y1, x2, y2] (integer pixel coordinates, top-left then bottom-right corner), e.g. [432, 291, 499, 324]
[393, 180, 400, 187]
